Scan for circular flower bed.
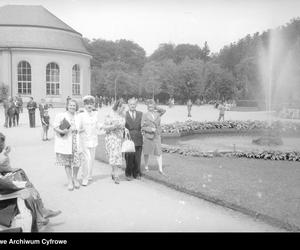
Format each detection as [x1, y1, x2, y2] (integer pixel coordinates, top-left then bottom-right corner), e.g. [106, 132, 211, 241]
[161, 120, 300, 136]
[161, 120, 300, 161]
[161, 144, 300, 162]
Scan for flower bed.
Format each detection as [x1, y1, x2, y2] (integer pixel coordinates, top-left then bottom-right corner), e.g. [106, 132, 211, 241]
[161, 144, 300, 162]
[161, 120, 300, 137]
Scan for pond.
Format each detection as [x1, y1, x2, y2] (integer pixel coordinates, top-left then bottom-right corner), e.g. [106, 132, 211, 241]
[162, 133, 300, 152]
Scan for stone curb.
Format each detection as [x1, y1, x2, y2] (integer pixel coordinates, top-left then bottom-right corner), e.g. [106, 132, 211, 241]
[141, 172, 300, 232]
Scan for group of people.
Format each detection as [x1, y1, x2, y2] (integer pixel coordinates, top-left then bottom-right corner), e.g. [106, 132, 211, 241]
[2, 96, 50, 138]
[53, 96, 167, 190]
[3, 95, 23, 128]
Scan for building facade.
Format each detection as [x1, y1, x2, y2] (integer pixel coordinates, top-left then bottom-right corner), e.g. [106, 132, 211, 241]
[0, 5, 91, 104]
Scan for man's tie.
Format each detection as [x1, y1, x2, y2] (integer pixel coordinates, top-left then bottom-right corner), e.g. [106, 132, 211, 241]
[132, 111, 135, 120]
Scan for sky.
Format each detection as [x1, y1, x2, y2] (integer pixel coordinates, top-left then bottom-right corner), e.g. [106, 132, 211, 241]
[1, 0, 300, 55]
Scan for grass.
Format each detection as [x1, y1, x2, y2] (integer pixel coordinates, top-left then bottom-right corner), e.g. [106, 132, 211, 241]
[143, 153, 300, 231]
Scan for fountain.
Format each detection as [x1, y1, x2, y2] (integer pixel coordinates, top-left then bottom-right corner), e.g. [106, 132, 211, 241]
[252, 30, 285, 146]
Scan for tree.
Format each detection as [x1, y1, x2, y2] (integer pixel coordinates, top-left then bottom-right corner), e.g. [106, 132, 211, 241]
[203, 62, 235, 100]
[116, 39, 146, 72]
[174, 59, 205, 101]
[141, 62, 162, 99]
[95, 61, 136, 98]
[158, 60, 178, 99]
[234, 57, 261, 100]
[149, 43, 175, 62]
[173, 44, 202, 64]
[201, 41, 211, 62]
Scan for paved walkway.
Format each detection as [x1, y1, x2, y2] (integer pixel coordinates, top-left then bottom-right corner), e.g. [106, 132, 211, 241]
[1, 107, 283, 231]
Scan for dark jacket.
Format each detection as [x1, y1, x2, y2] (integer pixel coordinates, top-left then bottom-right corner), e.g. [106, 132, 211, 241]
[125, 111, 143, 147]
[7, 102, 16, 117]
[27, 101, 37, 113]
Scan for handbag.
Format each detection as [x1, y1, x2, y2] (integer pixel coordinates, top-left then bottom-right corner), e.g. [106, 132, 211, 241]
[59, 118, 71, 137]
[143, 131, 155, 140]
[121, 131, 136, 153]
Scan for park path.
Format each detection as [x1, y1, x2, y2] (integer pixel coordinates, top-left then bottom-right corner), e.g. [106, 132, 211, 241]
[1, 106, 283, 231]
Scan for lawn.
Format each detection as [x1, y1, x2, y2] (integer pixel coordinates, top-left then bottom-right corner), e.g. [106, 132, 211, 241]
[144, 153, 300, 231]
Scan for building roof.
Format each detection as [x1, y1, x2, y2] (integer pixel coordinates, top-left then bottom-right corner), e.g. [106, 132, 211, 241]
[0, 5, 90, 56]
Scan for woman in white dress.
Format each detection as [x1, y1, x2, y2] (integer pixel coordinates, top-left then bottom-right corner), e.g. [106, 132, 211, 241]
[53, 100, 84, 191]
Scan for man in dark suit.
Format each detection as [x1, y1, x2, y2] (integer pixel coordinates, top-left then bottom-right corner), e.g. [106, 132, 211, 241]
[124, 98, 143, 180]
[27, 97, 37, 128]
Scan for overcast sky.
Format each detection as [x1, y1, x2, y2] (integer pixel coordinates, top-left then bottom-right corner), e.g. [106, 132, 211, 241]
[1, 0, 300, 55]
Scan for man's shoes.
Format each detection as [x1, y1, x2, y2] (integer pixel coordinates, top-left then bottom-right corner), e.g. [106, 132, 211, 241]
[126, 176, 133, 181]
[135, 175, 141, 180]
[44, 210, 62, 219]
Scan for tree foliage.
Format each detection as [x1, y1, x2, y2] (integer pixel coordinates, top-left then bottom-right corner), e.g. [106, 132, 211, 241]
[86, 18, 300, 104]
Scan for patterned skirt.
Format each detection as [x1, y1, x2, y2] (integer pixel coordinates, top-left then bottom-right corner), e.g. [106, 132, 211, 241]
[56, 132, 82, 168]
[105, 131, 123, 166]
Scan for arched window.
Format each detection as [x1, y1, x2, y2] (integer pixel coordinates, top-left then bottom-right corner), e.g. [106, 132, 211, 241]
[72, 64, 80, 95]
[46, 62, 60, 95]
[17, 61, 31, 95]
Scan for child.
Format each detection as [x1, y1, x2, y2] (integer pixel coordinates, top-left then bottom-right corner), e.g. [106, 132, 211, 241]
[41, 109, 50, 141]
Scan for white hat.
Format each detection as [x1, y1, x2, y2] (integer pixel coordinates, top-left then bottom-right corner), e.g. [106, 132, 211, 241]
[82, 95, 95, 102]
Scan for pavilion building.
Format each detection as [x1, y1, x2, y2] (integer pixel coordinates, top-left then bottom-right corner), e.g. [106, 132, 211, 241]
[0, 5, 91, 104]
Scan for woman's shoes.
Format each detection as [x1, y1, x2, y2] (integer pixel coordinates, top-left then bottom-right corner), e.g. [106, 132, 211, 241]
[73, 179, 80, 189]
[144, 166, 149, 172]
[44, 210, 62, 219]
[67, 183, 74, 191]
[114, 177, 120, 184]
[159, 171, 167, 177]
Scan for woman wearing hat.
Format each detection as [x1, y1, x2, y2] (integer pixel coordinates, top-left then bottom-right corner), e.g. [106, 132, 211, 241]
[78, 95, 100, 186]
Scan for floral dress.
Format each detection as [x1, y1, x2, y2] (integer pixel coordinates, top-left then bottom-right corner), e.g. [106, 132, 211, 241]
[104, 111, 125, 165]
[55, 115, 81, 168]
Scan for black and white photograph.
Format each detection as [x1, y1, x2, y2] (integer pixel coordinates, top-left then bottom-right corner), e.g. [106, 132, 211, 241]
[1, 0, 300, 236]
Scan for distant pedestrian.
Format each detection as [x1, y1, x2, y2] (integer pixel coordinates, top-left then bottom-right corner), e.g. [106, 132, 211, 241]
[38, 98, 49, 124]
[27, 97, 37, 128]
[95, 95, 100, 110]
[7, 97, 16, 128]
[2, 97, 9, 128]
[187, 99, 193, 118]
[41, 109, 50, 141]
[66, 96, 71, 110]
[218, 103, 226, 121]
[13, 96, 20, 126]
[17, 94, 23, 113]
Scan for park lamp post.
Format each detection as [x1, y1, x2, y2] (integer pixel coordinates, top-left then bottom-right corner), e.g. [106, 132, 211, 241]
[114, 74, 118, 101]
[187, 80, 191, 99]
[114, 56, 121, 101]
